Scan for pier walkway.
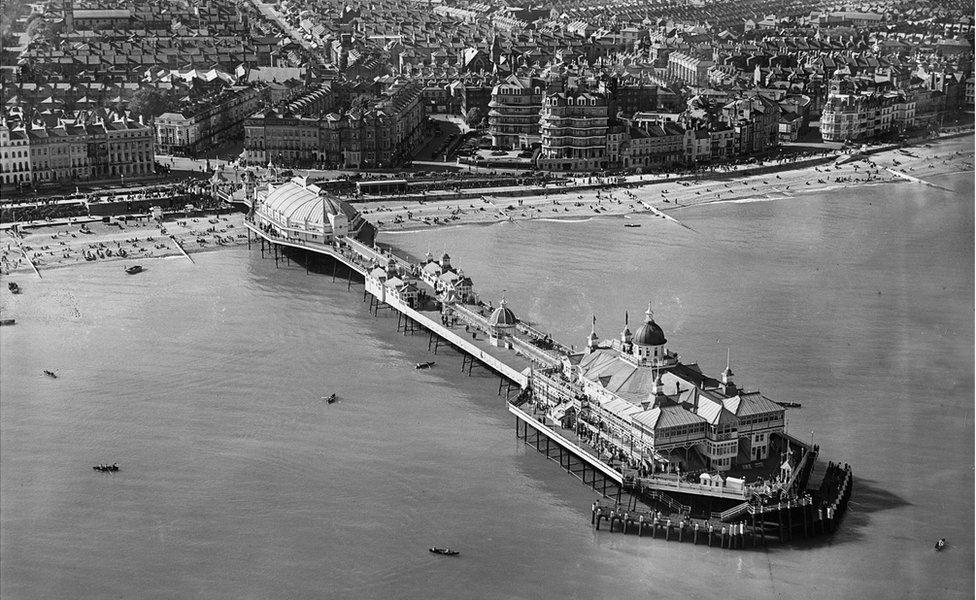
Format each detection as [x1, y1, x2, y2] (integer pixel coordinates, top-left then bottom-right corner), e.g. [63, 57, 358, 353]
[244, 218, 529, 388]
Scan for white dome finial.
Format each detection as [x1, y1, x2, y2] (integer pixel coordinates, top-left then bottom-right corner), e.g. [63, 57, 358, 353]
[645, 300, 654, 322]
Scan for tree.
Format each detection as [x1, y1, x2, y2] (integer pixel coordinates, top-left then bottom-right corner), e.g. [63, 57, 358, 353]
[25, 17, 52, 41]
[129, 87, 177, 121]
[465, 107, 484, 128]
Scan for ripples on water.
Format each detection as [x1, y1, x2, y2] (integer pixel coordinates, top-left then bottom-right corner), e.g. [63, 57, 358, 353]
[1, 166, 973, 599]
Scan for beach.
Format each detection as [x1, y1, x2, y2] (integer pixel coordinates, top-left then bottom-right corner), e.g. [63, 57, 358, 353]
[1, 135, 971, 279]
[0, 213, 249, 276]
[360, 137, 974, 232]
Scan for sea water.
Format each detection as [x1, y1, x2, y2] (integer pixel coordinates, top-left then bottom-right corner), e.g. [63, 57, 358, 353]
[1, 170, 972, 599]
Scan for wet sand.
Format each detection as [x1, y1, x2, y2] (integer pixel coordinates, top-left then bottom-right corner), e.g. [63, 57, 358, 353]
[362, 138, 973, 232]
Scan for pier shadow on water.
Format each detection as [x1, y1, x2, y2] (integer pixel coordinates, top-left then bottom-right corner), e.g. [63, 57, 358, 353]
[762, 476, 912, 552]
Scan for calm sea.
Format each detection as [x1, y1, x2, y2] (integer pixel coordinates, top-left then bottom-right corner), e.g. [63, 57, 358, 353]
[1, 166, 972, 598]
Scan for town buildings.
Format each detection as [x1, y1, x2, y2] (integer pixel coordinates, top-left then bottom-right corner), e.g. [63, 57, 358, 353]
[0, 115, 154, 189]
[0, 124, 32, 186]
[155, 86, 262, 157]
[243, 79, 425, 168]
[488, 75, 548, 149]
[1, 0, 970, 184]
[537, 90, 609, 172]
[821, 77, 918, 142]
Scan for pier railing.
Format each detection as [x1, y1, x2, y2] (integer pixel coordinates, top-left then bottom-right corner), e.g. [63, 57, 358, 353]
[509, 335, 564, 368]
[634, 474, 751, 501]
[508, 401, 622, 484]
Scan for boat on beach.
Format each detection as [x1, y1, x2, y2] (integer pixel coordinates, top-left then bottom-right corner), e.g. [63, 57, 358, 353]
[429, 547, 459, 556]
[125, 265, 144, 275]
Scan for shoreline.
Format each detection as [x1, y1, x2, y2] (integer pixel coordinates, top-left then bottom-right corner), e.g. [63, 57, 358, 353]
[1, 135, 971, 271]
[358, 135, 973, 234]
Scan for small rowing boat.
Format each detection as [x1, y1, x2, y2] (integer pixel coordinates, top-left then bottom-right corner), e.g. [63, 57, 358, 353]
[43, 370, 57, 378]
[935, 538, 946, 551]
[623, 223, 641, 228]
[416, 361, 435, 369]
[429, 547, 459, 556]
[326, 393, 337, 404]
[125, 265, 144, 275]
[8, 282, 20, 293]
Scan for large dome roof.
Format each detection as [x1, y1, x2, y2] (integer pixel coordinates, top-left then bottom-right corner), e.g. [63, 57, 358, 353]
[488, 299, 518, 327]
[261, 180, 376, 243]
[263, 181, 361, 227]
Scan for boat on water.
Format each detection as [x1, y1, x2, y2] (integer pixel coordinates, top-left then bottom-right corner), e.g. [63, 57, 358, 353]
[92, 463, 119, 472]
[43, 370, 57, 378]
[125, 265, 144, 275]
[775, 401, 802, 408]
[326, 393, 337, 404]
[429, 547, 459, 556]
[8, 282, 20, 293]
[416, 361, 435, 369]
[623, 223, 641, 228]
[0, 318, 15, 326]
[935, 538, 946, 551]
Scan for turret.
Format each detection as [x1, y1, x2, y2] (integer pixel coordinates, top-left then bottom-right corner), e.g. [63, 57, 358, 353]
[440, 251, 451, 270]
[586, 315, 599, 353]
[620, 310, 631, 345]
[721, 347, 736, 395]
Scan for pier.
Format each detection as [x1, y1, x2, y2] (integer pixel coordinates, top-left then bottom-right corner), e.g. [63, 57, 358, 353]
[244, 218, 531, 388]
[244, 193, 853, 549]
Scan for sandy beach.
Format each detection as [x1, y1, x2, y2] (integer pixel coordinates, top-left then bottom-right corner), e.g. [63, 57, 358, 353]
[360, 136, 974, 232]
[0, 213, 249, 276]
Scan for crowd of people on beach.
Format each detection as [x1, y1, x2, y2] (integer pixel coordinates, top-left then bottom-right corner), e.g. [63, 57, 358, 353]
[0, 215, 247, 275]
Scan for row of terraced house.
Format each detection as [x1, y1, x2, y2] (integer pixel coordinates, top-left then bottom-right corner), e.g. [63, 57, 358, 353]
[0, 116, 154, 188]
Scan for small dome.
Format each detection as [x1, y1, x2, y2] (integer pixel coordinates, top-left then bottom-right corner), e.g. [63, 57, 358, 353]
[633, 320, 666, 346]
[633, 301, 667, 346]
[488, 299, 518, 327]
